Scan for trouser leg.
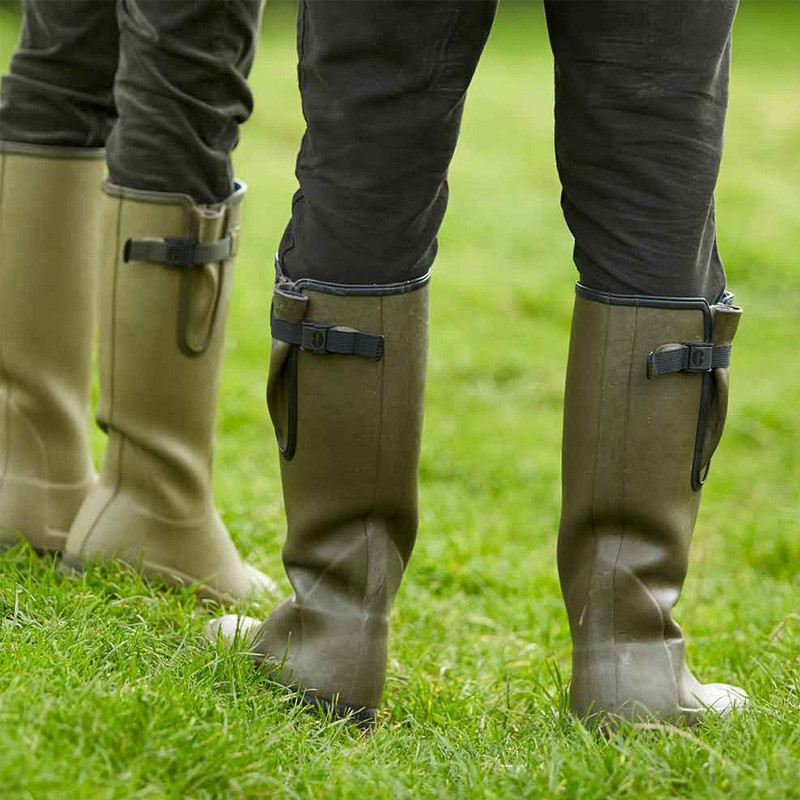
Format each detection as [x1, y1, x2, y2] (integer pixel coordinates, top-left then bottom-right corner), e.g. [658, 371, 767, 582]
[107, 0, 264, 203]
[279, 0, 497, 284]
[0, 0, 118, 146]
[545, 0, 738, 301]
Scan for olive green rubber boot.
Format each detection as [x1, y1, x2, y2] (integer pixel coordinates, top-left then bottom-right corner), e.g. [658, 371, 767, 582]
[559, 283, 748, 725]
[207, 267, 430, 725]
[63, 181, 275, 603]
[0, 143, 104, 553]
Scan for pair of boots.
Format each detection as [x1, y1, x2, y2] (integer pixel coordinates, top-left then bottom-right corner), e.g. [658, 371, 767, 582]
[0, 142, 273, 602]
[208, 270, 747, 723]
[1, 144, 746, 726]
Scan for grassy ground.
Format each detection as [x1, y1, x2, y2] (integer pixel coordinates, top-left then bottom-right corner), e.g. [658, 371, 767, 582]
[2, 2, 799, 798]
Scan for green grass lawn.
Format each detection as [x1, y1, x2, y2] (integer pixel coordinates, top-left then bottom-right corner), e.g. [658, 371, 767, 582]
[2, 2, 799, 798]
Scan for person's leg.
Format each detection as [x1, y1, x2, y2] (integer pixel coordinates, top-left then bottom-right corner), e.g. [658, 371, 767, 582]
[547, 0, 747, 724]
[0, 0, 118, 146]
[546, 0, 734, 302]
[208, 0, 497, 724]
[278, 0, 497, 285]
[105, 0, 263, 204]
[63, 0, 275, 603]
[0, 1, 116, 551]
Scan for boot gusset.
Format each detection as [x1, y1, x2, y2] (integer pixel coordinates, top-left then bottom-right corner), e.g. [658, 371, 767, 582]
[560, 283, 746, 724]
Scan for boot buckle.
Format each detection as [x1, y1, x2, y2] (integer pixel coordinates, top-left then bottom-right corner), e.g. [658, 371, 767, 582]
[299, 322, 331, 353]
[685, 342, 714, 373]
[648, 341, 727, 377]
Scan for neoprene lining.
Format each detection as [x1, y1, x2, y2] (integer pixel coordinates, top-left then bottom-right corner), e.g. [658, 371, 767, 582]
[275, 255, 432, 297]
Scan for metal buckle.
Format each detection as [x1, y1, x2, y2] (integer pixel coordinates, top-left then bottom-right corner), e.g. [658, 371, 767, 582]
[299, 322, 330, 353]
[685, 342, 714, 372]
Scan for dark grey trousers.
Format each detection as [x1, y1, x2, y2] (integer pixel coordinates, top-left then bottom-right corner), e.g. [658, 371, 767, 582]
[0, 0, 263, 204]
[0, 0, 738, 299]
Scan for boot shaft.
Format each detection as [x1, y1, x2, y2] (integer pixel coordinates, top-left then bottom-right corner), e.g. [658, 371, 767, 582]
[96, 182, 245, 515]
[559, 283, 742, 720]
[0, 143, 103, 546]
[272, 280, 427, 608]
[0, 143, 104, 484]
[258, 268, 430, 712]
[64, 181, 274, 603]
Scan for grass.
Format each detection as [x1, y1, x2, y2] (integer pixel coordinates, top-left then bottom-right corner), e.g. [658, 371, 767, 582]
[2, 1, 799, 797]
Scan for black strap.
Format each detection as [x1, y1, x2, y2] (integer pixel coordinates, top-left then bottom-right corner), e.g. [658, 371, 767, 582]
[123, 235, 232, 268]
[648, 342, 731, 378]
[271, 316, 384, 360]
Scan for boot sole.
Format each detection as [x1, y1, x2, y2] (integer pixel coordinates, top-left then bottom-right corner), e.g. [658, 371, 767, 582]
[300, 691, 378, 730]
[574, 695, 749, 729]
[0, 528, 68, 556]
[236, 648, 378, 729]
[59, 552, 245, 606]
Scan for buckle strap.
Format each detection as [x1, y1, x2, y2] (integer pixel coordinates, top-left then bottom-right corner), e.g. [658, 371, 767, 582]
[648, 342, 731, 378]
[123, 235, 232, 268]
[271, 316, 384, 360]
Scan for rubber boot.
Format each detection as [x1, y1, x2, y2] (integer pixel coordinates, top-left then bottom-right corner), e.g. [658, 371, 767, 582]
[207, 266, 430, 725]
[0, 143, 104, 553]
[63, 181, 275, 603]
[559, 283, 748, 725]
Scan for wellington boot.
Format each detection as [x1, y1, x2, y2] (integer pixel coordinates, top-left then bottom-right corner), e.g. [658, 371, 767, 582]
[63, 182, 275, 603]
[559, 283, 748, 725]
[0, 143, 104, 553]
[207, 267, 430, 725]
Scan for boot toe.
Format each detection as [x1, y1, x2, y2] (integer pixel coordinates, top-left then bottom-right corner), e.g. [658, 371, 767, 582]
[243, 563, 279, 599]
[693, 682, 749, 718]
[205, 614, 263, 647]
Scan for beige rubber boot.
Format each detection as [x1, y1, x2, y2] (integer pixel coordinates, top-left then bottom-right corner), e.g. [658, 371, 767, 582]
[0, 143, 104, 553]
[63, 181, 275, 603]
[559, 283, 748, 725]
[208, 267, 430, 725]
